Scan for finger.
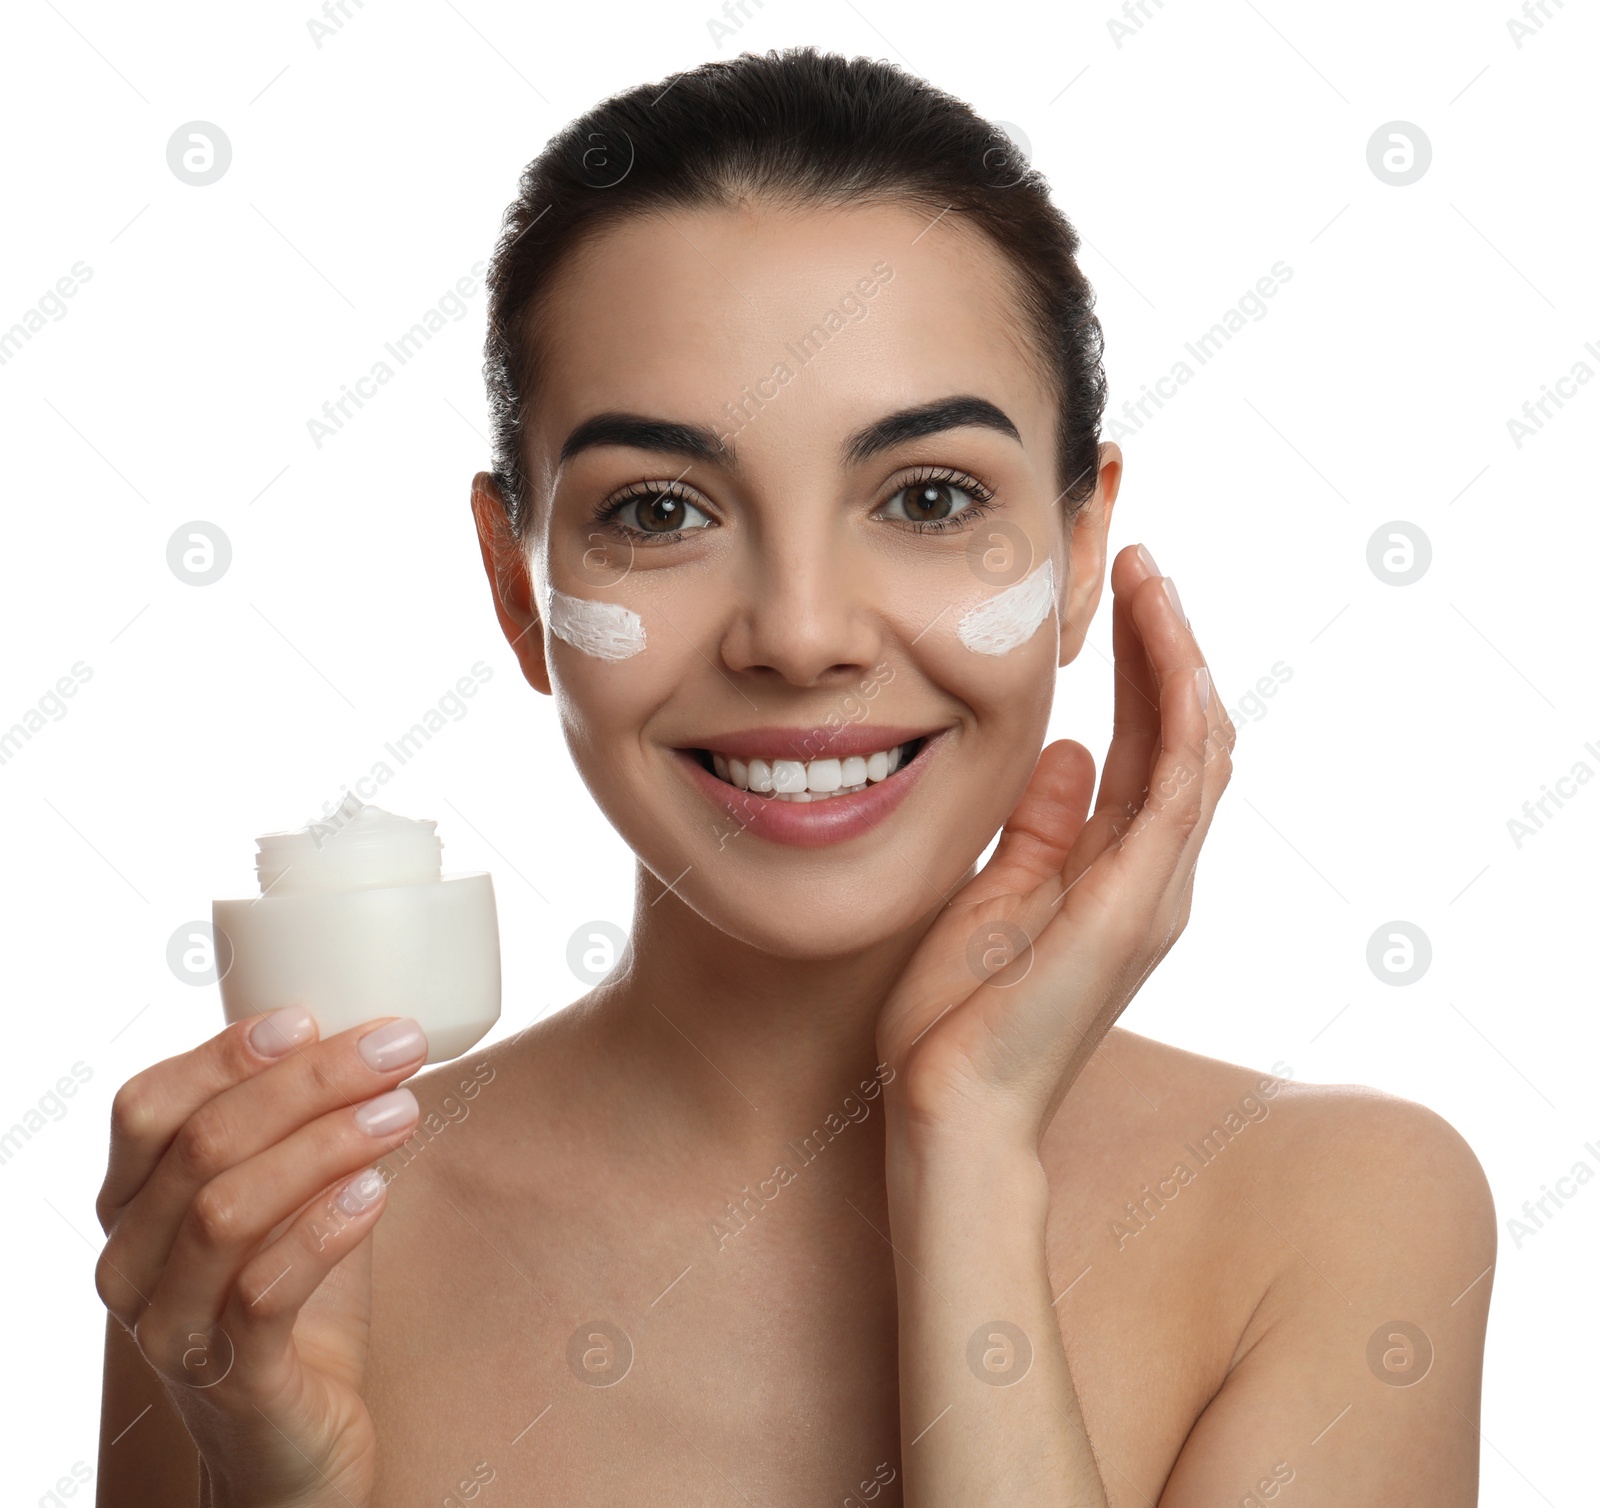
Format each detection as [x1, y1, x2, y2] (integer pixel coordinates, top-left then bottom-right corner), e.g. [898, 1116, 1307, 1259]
[99, 1007, 323, 1226]
[136, 1160, 390, 1400]
[989, 670, 1206, 1042]
[1112, 647, 1219, 894]
[1061, 554, 1175, 888]
[98, 1018, 428, 1324]
[1156, 664, 1231, 895]
[1140, 584, 1234, 900]
[1090, 547, 1168, 832]
[1078, 630, 1228, 987]
[976, 547, 1165, 914]
[1059, 552, 1230, 946]
[131, 1085, 420, 1346]
[222, 1166, 390, 1398]
[1113, 856, 1199, 1024]
[1136, 552, 1235, 779]
[974, 739, 1096, 901]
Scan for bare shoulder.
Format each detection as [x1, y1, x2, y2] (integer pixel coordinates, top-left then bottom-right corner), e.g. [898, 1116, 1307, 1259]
[390, 1001, 587, 1143]
[1253, 1064, 1496, 1244]
[1043, 1029, 1497, 1504]
[375, 1005, 584, 1210]
[1131, 1028, 1498, 1275]
[1053, 1026, 1496, 1256]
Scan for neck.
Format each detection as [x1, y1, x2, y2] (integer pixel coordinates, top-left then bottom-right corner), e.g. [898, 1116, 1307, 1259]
[575, 861, 948, 1153]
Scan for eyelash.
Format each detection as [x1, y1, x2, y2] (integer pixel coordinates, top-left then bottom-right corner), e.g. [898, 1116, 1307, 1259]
[588, 464, 1001, 543]
[590, 481, 709, 545]
[881, 465, 998, 534]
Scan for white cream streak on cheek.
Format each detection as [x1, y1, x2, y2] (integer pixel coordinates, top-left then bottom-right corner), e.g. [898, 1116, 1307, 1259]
[546, 584, 647, 661]
[956, 557, 1056, 655]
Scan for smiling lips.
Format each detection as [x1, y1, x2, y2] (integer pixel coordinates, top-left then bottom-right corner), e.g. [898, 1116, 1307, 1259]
[673, 724, 944, 846]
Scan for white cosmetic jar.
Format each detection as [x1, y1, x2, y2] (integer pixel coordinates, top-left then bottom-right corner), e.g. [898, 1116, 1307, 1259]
[213, 796, 500, 1064]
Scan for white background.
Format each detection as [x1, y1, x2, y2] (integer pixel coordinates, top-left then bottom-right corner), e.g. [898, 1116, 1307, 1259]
[1, 0, 1595, 1500]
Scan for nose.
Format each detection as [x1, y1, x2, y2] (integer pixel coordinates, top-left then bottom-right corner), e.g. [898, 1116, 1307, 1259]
[718, 521, 885, 689]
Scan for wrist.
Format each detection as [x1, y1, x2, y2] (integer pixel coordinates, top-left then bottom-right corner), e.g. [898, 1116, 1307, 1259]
[885, 1106, 1050, 1207]
[884, 1136, 1052, 1283]
[877, 1027, 1074, 1159]
[883, 1073, 1043, 1166]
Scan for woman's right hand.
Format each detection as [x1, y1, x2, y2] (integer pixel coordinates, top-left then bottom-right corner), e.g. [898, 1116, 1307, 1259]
[95, 1007, 429, 1507]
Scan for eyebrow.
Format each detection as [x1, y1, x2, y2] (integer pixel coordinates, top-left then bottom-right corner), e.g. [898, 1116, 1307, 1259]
[842, 395, 1022, 465]
[556, 393, 1023, 470]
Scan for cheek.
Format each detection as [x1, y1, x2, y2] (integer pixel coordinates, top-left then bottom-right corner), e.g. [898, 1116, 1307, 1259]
[543, 596, 682, 736]
[536, 499, 674, 673]
[539, 562, 783, 806]
[536, 556, 677, 738]
[955, 557, 1055, 655]
[878, 554, 1059, 711]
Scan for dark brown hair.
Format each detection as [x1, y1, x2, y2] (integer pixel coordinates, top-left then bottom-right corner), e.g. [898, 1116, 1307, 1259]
[483, 45, 1107, 538]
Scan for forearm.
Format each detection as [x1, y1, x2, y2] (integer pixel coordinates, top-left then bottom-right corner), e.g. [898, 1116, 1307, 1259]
[886, 1116, 1109, 1507]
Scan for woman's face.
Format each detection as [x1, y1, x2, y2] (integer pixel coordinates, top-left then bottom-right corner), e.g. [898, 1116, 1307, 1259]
[474, 199, 1119, 959]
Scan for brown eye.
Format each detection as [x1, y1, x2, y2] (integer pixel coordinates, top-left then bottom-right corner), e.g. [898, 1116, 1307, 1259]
[879, 474, 991, 527]
[609, 487, 713, 536]
[636, 490, 688, 531]
[902, 481, 959, 522]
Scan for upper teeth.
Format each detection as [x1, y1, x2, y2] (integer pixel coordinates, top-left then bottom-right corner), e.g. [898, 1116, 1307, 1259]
[710, 744, 910, 800]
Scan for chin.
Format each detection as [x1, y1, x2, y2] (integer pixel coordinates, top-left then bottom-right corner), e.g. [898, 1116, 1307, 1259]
[680, 869, 952, 962]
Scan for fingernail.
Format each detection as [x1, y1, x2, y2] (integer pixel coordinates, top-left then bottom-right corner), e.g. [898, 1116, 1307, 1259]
[334, 1167, 387, 1218]
[354, 1087, 419, 1138]
[249, 1005, 316, 1058]
[1162, 575, 1186, 623]
[358, 1018, 428, 1071]
[1135, 542, 1160, 576]
[1194, 666, 1212, 711]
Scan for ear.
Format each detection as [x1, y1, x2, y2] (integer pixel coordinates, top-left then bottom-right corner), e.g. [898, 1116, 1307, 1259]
[470, 472, 551, 696]
[1057, 441, 1121, 668]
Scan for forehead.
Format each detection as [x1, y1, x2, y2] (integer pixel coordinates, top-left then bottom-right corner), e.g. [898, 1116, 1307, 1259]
[525, 199, 1053, 475]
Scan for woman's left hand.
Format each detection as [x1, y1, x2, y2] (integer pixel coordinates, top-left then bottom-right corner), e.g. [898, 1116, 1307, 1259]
[876, 542, 1236, 1152]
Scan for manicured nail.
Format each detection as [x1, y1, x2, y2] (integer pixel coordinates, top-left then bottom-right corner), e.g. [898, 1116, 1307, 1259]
[1161, 575, 1186, 624]
[354, 1087, 419, 1138]
[358, 1018, 428, 1071]
[249, 1005, 316, 1058]
[334, 1167, 387, 1218]
[1194, 666, 1212, 711]
[1135, 542, 1160, 576]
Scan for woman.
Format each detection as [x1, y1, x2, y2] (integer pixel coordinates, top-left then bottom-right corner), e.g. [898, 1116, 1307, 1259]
[94, 47, 1494, 1506]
